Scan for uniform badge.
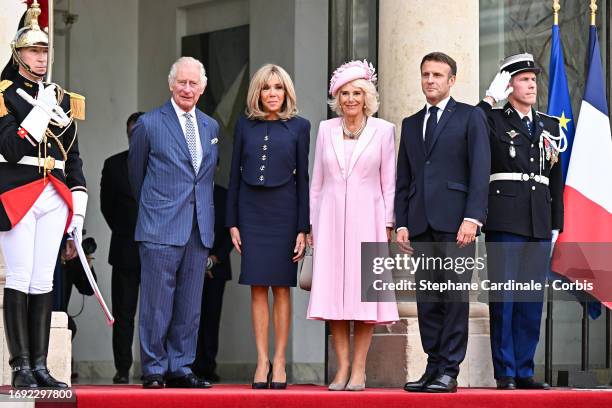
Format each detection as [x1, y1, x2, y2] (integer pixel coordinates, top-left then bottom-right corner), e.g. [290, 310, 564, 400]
[506, 130, 519, 138]
[544, 138, 551, 161]
[509, 145, 516, 158]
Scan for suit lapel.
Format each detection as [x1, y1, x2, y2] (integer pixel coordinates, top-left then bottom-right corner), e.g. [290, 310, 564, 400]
[415, 107, 427, 157]
[533, 109, 544, 142]
[162, 100, 191, 160]
[347, 122, 375, 177]
[427, 97, 457, 156]
[196, 109, 212, 179]
[331, 125, 346, 179]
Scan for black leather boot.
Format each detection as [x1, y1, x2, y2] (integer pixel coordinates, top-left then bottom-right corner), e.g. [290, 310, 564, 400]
[3, 288, 38, 388]
[28, 292, 68, 388]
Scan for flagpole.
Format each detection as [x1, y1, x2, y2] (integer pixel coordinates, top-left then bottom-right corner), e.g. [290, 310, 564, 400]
[545, 0, 561, 387]
[579, 0, 599, 375]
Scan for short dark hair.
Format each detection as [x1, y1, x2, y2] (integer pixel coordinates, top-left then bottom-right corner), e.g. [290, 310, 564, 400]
[420, 52, 457, 77]
[127, 112, 144, 127]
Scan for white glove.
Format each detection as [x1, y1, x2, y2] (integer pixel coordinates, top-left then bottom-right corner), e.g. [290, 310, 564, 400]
[550, 229, 560, 257]
[67, 214, 84, 244]
[485, 71, 513, 103]
[20, 84, 68, 142]
[67, 190, 88, 243]
[38, 83, 58, 107]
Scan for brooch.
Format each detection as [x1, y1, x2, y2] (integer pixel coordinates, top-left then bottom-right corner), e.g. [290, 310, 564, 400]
[211, 137, 218, 145]
[506, 130, 519, 138]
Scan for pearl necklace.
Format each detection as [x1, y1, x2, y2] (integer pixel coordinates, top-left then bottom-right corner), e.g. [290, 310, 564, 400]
[342, 117, 367, 139]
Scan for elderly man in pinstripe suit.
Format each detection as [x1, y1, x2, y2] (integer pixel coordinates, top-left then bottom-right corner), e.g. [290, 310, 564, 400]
[128, 57, 219, 389]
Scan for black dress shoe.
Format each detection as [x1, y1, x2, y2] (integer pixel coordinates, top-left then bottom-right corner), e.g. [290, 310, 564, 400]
[252, 361, 272, 389]
[516, 377, 550, 390]
[143, 375, 164, 389]
[424, 374, 458, 393]
[270, 380, 287, 389]
[404, 371, 437, 392]
[496, 376, 516, 390]
[166, 373, 212, 388]
[203, 372, 221, 383]
[113, 371, 129, 384]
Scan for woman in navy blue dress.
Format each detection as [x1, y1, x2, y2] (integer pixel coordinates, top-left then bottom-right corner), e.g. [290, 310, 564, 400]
[226, 64, 310, 389]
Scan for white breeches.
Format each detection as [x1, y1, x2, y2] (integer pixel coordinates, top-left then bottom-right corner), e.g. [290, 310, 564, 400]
[0, 183, 69, 294]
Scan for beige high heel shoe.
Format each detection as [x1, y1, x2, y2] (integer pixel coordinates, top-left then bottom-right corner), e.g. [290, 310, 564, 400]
[345, 374, 366, 391]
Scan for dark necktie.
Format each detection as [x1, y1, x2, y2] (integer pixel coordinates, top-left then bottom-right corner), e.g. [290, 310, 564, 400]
[424, 105, 439, 152]
[522, 116, 534, 138]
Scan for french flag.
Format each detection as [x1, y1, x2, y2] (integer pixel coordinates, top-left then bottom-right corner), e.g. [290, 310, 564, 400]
[551, 24, 612, 309]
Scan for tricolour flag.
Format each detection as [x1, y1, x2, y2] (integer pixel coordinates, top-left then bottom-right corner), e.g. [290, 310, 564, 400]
[552, 24, 612, 309]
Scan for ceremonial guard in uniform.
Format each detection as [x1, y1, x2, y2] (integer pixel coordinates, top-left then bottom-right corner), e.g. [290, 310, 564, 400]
[478, 53, 565, 390]
[0, 1, 87, 388]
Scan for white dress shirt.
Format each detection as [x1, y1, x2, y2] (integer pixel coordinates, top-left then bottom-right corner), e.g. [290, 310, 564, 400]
[422, 95, 451, 140]
[171, 98, 203, 171]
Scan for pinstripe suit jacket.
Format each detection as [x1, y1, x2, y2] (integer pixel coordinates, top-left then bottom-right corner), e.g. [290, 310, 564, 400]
[128, 100, 219, 248]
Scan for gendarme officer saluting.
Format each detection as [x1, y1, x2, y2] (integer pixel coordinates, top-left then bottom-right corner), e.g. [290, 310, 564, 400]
[478, 53, 565, 390]
[0, 0, 87, 389]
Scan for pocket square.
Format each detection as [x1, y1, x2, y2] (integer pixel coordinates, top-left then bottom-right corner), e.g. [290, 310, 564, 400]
[211, 138, 218, 145]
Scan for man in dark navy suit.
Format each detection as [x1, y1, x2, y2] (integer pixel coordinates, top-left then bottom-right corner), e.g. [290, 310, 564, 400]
[395, 52, 490, 393]
[193, 162, 233, 383]
[100, 112, 143, 384]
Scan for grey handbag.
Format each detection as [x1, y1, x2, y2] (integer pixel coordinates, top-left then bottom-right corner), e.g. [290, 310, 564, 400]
[299, 247, 313, 291]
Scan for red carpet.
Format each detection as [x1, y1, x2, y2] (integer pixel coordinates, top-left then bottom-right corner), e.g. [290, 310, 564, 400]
[62, 384, 612, 408]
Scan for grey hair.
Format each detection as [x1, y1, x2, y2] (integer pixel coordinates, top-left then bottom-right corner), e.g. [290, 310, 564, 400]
[168, 56, 207, 87]
[328, 78, 379, 117]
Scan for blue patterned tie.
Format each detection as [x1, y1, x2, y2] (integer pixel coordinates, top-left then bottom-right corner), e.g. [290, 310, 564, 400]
[183, 112, 200, 173]
[522, 116, 534, 138]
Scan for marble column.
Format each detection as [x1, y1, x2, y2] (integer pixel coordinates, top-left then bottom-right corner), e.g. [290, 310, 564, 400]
[363, 0, 495, 387]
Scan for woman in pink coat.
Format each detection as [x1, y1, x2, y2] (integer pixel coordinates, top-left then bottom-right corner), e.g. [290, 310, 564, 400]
[307, 60, 399, 391]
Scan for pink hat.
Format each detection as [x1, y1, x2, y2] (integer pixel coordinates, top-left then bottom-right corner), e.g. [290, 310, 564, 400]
[329, 59, 377, 97]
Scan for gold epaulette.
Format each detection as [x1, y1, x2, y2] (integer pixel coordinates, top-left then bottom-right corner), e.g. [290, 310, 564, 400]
[67, 91, 86, 120]
[0, 80, 12, 117]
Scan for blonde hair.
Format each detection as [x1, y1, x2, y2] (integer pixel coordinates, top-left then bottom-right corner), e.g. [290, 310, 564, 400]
[328, 78, 379, 117]
[246, 64, 298, 120]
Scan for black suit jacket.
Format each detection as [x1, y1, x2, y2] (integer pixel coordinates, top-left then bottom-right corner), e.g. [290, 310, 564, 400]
[477, 101, 563, 239]
[395, 98, 491, 236]
[210, 185, 233, 281]
[100, 150, 140, 269]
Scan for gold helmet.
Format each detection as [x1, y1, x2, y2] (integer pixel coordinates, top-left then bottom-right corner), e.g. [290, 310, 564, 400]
[10, 1, 48, 77]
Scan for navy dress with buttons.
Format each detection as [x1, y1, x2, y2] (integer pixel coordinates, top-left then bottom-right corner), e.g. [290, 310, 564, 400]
[226, 115, 310, 286]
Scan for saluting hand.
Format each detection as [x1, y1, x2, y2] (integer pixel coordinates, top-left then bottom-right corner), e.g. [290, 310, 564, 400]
[230, 227, 242, 254]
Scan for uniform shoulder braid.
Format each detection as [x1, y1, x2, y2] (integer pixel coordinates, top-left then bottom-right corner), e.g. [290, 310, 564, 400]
[0, 79, 13, 117]
[66, 90, 86, 121]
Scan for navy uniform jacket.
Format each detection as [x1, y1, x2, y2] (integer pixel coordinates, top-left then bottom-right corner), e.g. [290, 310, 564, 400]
[226, 115, 311, 233]
[100, 150, 140, 269]
[477, 101, 564, 239]
[0, 75, 86, 231]
[395, 98, 490, 236]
